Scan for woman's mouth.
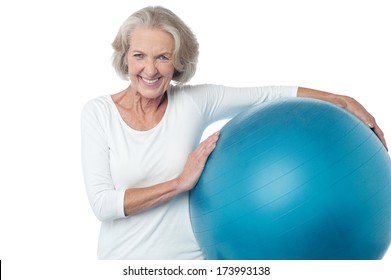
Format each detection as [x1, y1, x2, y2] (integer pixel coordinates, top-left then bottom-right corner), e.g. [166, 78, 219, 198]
[140, 76, 161, 86]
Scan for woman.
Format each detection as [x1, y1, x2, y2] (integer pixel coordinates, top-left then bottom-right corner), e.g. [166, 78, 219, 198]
[81, 6, 387, 259]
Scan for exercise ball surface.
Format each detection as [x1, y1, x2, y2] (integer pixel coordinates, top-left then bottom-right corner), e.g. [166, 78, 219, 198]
[190, 98, 391, 260]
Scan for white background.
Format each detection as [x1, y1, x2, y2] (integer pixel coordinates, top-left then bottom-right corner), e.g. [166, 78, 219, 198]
[0, 0, 390, 279]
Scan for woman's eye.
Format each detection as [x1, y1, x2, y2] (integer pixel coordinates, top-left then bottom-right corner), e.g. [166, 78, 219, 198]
[133, 53, 144, 59]
[158, 55, 169, 61]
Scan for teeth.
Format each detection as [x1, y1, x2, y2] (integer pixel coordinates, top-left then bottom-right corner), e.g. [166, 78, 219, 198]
[142, 77, 159, 84]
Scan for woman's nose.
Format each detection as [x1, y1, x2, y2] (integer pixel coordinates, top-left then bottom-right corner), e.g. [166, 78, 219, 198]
[144, 59, 158, 76]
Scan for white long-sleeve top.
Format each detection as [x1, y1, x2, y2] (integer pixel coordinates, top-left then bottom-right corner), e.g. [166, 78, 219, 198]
[81, 84, 298, 259]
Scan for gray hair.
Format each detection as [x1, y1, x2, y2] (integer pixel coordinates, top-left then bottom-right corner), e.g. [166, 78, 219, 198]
[112, 6, 199, 84]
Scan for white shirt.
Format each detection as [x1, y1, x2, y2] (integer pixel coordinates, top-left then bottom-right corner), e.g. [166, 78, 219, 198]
[81, 84, 297, 259]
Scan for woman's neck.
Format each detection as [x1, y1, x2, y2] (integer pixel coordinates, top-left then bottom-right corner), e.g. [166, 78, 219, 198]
[111, 86, 168, 131]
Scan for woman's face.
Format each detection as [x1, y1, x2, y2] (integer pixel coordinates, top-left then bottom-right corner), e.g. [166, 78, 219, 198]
[127, 26, 175, 99]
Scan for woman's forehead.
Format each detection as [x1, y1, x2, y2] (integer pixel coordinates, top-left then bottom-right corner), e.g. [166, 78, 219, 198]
[130, 26, 174, 51]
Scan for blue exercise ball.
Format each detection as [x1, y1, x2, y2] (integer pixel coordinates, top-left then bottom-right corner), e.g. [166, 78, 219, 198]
[190, 98, 391, 260]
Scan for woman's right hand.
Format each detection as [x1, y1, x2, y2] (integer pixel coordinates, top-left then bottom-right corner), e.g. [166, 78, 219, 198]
[122, 131, 219, 216]
[176, 131, 220, 192]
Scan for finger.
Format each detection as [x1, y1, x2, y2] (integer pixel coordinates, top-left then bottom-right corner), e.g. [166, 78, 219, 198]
[196, 142, 216, 161]
[206, 131, 220, 143]
[197, 132, 220, 150]
[371, 125, 388, 151]
[205, 132, 219, 150]
[365, 118, 387, 150]
[204, 141, 217, 155]
[194, 137, 219, 165]
[366, 122, 375, 129]
[362, 115, 388, 151]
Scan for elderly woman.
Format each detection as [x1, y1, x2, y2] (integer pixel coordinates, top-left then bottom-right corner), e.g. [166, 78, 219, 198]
[81, 6, 387, 259]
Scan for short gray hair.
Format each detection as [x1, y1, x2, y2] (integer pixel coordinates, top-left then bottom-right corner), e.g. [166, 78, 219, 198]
[112, 6, 199, 84]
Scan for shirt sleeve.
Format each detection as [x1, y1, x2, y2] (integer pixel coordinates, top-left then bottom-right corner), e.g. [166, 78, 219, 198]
[81, 99, 126, 222]
[185, 84, 298, 125]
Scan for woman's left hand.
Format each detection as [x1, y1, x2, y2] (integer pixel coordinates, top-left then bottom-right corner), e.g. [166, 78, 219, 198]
[298, 87, 388, 151]
[342, 95, 387, 150]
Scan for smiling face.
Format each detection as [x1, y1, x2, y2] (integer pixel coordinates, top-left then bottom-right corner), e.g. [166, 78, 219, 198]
[127, 26, 175, 99]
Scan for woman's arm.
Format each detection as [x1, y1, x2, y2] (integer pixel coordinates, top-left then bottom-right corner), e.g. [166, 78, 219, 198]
[123, 132, 219, 216]
[297, 87, 388, 151]
[82, 98, 219, 221]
